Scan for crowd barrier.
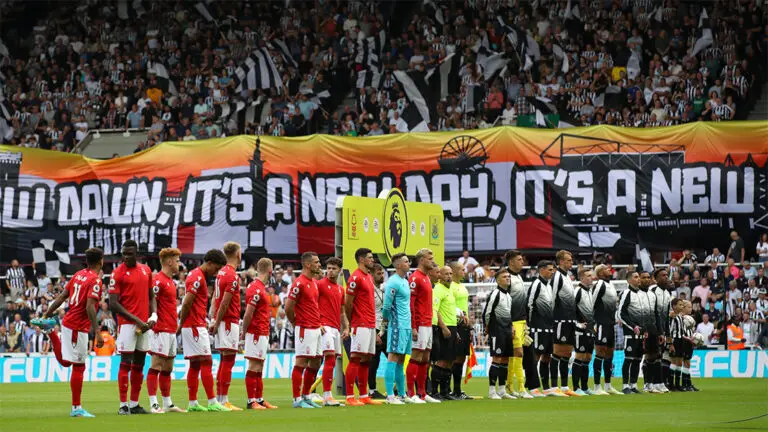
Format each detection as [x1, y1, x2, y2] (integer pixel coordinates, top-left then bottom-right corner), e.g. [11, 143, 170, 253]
[1, 349, 765, 384]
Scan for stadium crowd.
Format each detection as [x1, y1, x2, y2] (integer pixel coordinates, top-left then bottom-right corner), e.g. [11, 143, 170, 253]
[2, 229, 767, 355]
[0, 0, 765, 151]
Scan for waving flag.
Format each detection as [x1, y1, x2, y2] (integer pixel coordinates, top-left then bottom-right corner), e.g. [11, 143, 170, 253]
[464, 344, 478, 383]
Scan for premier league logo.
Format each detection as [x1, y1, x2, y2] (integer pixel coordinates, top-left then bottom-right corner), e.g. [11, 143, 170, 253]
[389, 203, 402, 248]
[383, 189, 408, 262]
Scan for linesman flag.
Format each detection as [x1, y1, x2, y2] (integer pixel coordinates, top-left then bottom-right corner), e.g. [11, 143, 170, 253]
[464, 344, 478, 384]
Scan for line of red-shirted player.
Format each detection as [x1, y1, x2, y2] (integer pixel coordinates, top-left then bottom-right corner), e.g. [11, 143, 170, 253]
[39, 242, 439, 416]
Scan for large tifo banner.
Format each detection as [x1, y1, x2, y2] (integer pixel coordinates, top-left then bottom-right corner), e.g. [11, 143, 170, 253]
[1, 350, 766, 384]
[0, 121, 766, 261]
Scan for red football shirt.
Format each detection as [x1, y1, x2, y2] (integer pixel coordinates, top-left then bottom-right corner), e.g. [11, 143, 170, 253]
[317, 277, 344, 330]
[152, 271, 178, 333]
[245, 279, 271, 336]
[62, 269, 103, 332]
[287, 274, 321, 329]
[409, 269, 433, 328]
[346, 269, 376, 328]
[109, 262, 152, 326]
[214, 264, 241, 325]
[182, 268, 209, 328]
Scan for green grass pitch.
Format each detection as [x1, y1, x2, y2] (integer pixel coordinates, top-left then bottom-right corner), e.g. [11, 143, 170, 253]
[1, 379, 766, 431]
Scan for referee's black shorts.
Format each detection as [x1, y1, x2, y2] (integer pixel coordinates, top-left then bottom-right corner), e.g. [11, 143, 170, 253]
[456, 324, 471, 356]
[432, 325, 457, 362]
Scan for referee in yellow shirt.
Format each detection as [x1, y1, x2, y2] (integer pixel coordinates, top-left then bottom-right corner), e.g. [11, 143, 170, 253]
[449, 261, 473, 399]
[432, 266, 459, 400]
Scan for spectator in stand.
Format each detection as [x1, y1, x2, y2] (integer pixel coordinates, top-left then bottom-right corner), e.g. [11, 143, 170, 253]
[458, 250, 479, 273]
[705, 247, 726, 267]
[757, 233, 768, 263]
[727, 280, 743, 303]
[0, 325, 8, 353]
[3, 259, 26, 299]
[728, 230, 745, 264]
[692, 278, 711, 308]
[744, 262, 758, 281]
[696, 314, 715, 344]
[758, 289, 768, 314]
[726, 258, 740, 280]
[26, 325, 49, 355]
[741, 312, 758, 346]
[756, 268, 768, 289]
[6, 325, 21, 353]
[748, 302, 766, 339]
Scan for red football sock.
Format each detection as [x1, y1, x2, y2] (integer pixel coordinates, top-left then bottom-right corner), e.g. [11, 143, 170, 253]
[255, 372, 264, 399]
[416, 362, 429, 398]
[322, 355, 336, 392]
[130, 363, 144, 402]
[357, 361, 370, 395]
[406, 361, 419, 397]
[200, 359, 216, 400]
[187, 361, 201, 401]
[345, 358, 360, 397]
[147, 368, 160, 397]
[49, 330, 70, 366]
[245, 370, 258, 400]
[302, 367, 318, 396]
[71, 364, 85, 407]
[219, 355, 235, 397]
[159, 371, 172, 397]
[118, 362, 131, 403]
[291, 366, 305, 399]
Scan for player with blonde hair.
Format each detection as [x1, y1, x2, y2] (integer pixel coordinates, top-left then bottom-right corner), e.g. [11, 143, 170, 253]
[146, 248, 186, 413]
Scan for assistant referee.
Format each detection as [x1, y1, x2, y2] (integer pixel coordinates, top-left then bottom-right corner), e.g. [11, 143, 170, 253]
[432, 266, 458, 400]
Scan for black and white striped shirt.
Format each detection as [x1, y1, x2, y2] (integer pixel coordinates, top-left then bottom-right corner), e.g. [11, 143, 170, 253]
[28, 332, 48, 353]
[4, 267, 25, 294]
[669, 315, 684, 338]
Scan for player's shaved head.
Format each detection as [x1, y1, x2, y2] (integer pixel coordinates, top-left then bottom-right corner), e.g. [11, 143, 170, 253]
[222, 241, 241, 258]
[257, 257, 273, 273]
[450, 261, 463, 272]
[440, 266, 452, 284]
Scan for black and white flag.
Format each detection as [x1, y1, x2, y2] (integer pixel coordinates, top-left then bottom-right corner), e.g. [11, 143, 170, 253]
[354, 30, 386, 73]
[426, 53, 461, 101]
[232, 48, 284, 93]
[394, 70, 436, 126]
[194, 1, 216, 23]
[31, 239, 71, 279]
[117, 0, 147, 20]
[147, 61, 178, 95]
[356, 70, 382, 89]
[691, 9, 713, 57]
[527, 96, 557, 127]
[268, 39, 298, 69]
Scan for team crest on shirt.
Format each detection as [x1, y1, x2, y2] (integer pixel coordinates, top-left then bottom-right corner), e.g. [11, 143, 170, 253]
[153, 285, 160, 294]
[109, 278, 116, 287]
[496, 348, 501, 354]
[561, 336, 566, 342]
[627, 346, 632, 352]
[538, 344, 544, 350]
[349, 281, 356, 291]
[602, 338, 607, 342]
[193, 281, 200, 289]
[409, 281, 416, 288]
[292, 286, 300, 295]
[253, 293, 260, 303]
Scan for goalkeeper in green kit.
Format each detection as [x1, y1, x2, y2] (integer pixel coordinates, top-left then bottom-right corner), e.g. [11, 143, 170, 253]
[379, 253, 413, 405]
